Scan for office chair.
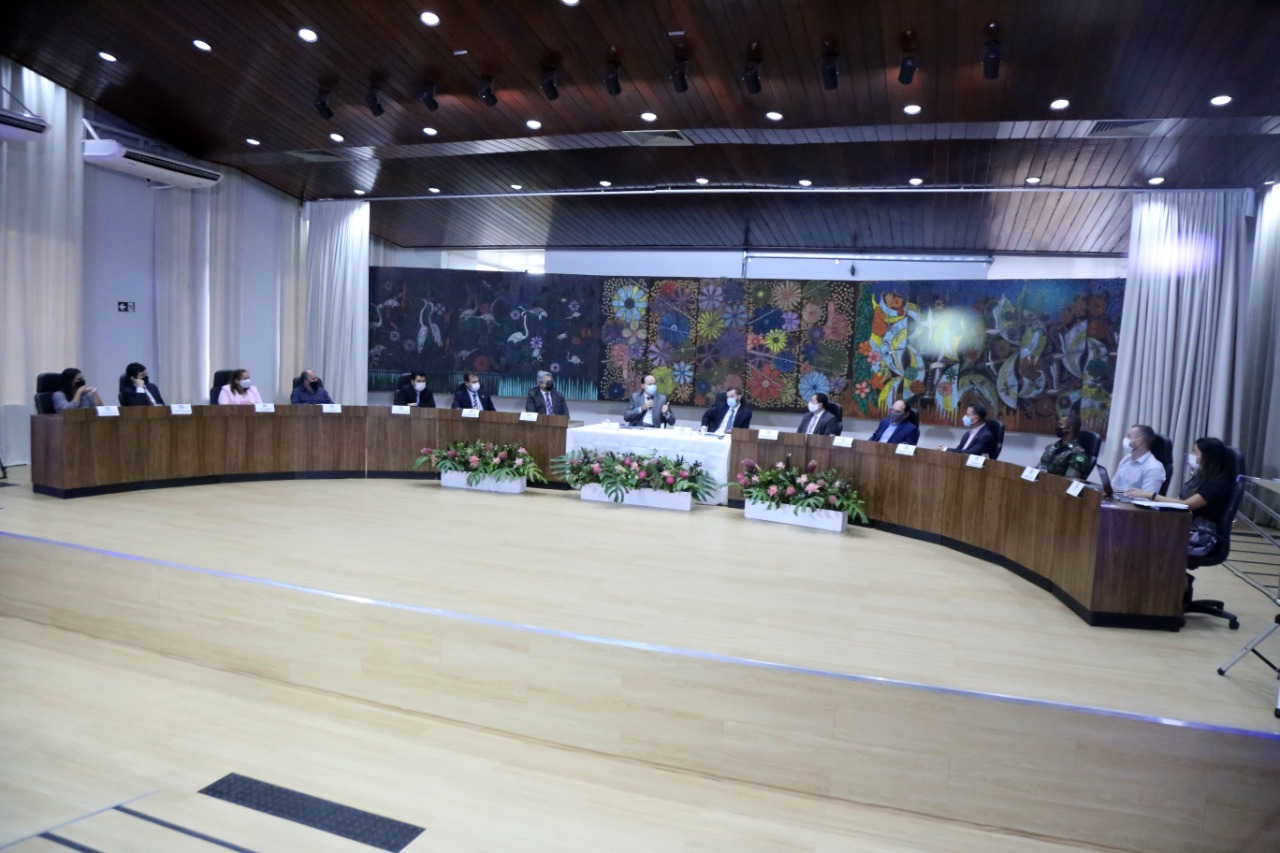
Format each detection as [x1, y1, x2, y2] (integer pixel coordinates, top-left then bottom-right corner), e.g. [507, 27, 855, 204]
[34, 372, 61, 414]
[1077, 429, 1101, 478]
[117, 373, 131, 406]
[1185, 447, 1246, 630]
[1149, 433, 1174, 496]
[701, 392, 727, 430]
[397, 372, 413, 391]
[986, 419, 1006, 460]
[210, 369, 235, 405]
[825, 401, 844, 436]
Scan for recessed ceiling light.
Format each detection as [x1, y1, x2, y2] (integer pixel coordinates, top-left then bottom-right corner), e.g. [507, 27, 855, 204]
[510, 184, 523, 190]
[798, 179, 812, 187]
[297, 28, 318, 43]
[599, 180, 612, 187]
[640, 111, 657, 122]
[1147, 176, 1165, 185]
[903, 104, 922, 115]
[1209, 94, 1232, 107]
[420, 11, 441, 26]
[908, 177, 924, 186]
[1266, 179, 1277, 186]
[695, 177, 709, 185]
[561, 0, 581, 6]
[428, 187, 441, 193]
[1025, 176, 1042, 184]
[353, 190, 366, 196]
[329, 132, 344, 143]
[98, 51, 117, 62]
[193, 40, 212, 52]
[526, 119, 542, 130]
[422, 127, 438, 136]
[765, 111, 783, 121]
[245, 138, 260, 146]
[1049, 98, 1070, 110]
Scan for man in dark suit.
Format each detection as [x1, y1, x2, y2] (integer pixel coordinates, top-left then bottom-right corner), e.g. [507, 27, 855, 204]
[702, 387, 752, 434]
[624, 374, 676, 428]
[524, 370, 569, 416]
[941, 402, 998, 456]
[451, 372, 495, 411]
[869, 399, 920, 445]
[797, 393, 839, 436]
[395, 371, 436, 407]
[119, 362, 165, 406]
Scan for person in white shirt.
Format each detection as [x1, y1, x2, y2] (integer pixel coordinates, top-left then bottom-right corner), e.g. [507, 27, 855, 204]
[625, 374, 676, 428]
[1111, 424, 1167, 495]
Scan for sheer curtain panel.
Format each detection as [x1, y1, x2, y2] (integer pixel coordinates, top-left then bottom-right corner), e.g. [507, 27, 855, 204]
[304, 201, 369, 404]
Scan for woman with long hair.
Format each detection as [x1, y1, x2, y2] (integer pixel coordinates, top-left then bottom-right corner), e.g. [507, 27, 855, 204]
[217, 368, 264, 405]
[51, 367, 103, 412]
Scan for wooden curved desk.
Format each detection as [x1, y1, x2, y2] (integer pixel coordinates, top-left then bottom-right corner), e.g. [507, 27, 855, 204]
[729, 430, 1191, 630]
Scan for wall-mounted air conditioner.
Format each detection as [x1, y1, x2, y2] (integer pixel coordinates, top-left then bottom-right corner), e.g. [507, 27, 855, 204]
[83, 139, 221, 189]
[0, 106, 49, 142]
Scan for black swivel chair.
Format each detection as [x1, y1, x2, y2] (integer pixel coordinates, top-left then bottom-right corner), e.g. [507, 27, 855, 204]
[986, 419, 1006, 460]
[701, 392, 728, 430]
[117, 374, 131, 406]
[1185, 448, 1246, 630]
[34, 372, 61, 414]
[1149, 433, 1175, 496]
[1076, 429, 1101, 478]
[210, 369, 235, 405]
[825, 401, 844, 436]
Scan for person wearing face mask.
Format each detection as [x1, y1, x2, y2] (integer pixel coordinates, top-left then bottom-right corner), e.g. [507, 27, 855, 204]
[1126, 437, 1236, 556]
[451, 372, 495, 411]
[395, 372, 436, 407]
[1111, 423, 1166, 495]
[290, 369, 333, 405]
[868, 399, 920, 445]
[1036, 412, 1093, 478]
[796, 393, 839, 436]
[939, 402, 997, 456]
[701, 387, 753, 434]
[624, 374, 676, 428]
[119, 362, 165, 407]
[218, 368, 264, 405]
[52, 367, 103, 412]
[525, 371, 569, 416]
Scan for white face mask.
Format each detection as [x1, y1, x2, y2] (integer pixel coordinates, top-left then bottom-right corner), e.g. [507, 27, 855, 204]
[413, 381, 426, 392]
[808, 401, 822, 413]
[1187, 452, 1199, 470]
[962, 415, 974, 427]
[1122, 437, 1133, 453]
[469, 382, 480, 392]
[645, 384, 657, 396]
[726, 396, 738, 408]
[239, 378, 252, 389]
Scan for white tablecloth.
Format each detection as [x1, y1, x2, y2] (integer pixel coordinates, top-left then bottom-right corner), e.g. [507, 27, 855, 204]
[565, 424, 732, 504]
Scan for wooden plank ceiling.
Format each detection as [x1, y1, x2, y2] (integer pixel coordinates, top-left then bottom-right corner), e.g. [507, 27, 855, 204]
[3, 0, 1278, 253]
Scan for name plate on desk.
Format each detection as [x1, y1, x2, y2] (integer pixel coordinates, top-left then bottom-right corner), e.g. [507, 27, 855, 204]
[169, 404, 192, 415]
[895, 444, 916, 456]
[832, 436, 854, 448]
[966, 454, 987, 469]
[1066, 480, 1086, 497]
[391, 405, 411, 415]
[757, 429, 779, 441]
[321, 403, 342, 414]
[461, 408, 481, 418]
[254, 403, 275, 413]
[1021, 466, 1041, 482]
[95, 405, 119, 417]
[519, 412, 539, 422]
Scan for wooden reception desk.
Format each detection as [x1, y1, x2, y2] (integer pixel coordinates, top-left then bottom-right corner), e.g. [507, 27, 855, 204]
[729, 430, 1192, 630]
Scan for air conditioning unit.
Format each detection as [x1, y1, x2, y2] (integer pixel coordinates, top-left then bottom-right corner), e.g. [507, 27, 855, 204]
[83, 139, 222, 188]
[0, 106, 49, 142]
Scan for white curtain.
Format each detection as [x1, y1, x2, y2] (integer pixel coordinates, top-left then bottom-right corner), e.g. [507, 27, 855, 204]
[0, 58, 85, 465]
[1105, 191, 1252, 496]
[154, 188, 212, 405]
[304, 201, 369, 404]
[1236, 186, 1280, 516]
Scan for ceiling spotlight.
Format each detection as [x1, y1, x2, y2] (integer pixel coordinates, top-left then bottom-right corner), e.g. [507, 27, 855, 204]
[821, 51, 839, 91]
[1025, 176, 1042, 184]
[510, 184, 523, 190]
[1210, 95, 1232, 106]
[765, 110, 783, 121]
[420, 11, 440, 26]
[695, 177, 709, 185]
[898, 55, 918, 85]
[1266, 179, 1277, 186]
[329, 132, 344, 143]
[193, 40, 212, 52]
[908, 177, 924, 186]
[671, 55, 690, 93]
[98, 51, 117, 62]
[298, 28, 318, 43]
[640, 111, 657, 122]
[245, 138, 260, 146]
[604, 60, 622, 96]
[365, 87, 385, 118]
[478, 76, 498, 107]
[599, 180, 612, 187]
[903, 104, 922, 115]
[428, 187, 441, 193]
[314, 89, 334, 120]
[1147, 176, 1165, 185]
[422, 127, 438, 136]
[983, 21, 1001, 80]
[354, 190, 366, 196]
[419, 84, 439, 111]
[743, 56, 762, 95]
[798, 179, 812, 187]
[526, 119, 542, 130]
[561, 0, 581, 5]
[540, 67, 559, 101]
[1050, 98, 1070, 110]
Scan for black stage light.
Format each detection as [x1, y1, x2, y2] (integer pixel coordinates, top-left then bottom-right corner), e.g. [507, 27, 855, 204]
[604, 60, 622, 96]
[671, 57, 689, 93]
[821, 52, 839, 91]
[898, 55, 918, 85]
[983, 21, 1001, 80]
[314, 88, 334, 120]
[540, 67, 559, 101]
[365, 87, 384, 117]
[478, 76, 498, 107]
[743, 57, 762, 94]
[419, 83, 439, 111]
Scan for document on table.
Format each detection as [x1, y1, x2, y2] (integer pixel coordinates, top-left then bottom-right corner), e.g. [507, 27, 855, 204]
[1130, 499, 1190, 511]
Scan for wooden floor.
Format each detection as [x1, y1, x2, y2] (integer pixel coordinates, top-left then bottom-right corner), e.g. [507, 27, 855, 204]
[1, 469, 1278, 851]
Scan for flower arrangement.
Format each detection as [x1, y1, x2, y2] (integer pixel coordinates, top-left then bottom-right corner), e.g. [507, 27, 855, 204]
[737, 456, 868, 522]
[414, 440, 546, 485]
[554, 448, 719, 503]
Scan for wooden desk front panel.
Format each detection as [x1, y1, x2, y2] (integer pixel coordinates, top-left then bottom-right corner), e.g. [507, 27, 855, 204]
[727, 430, 808, 501]
[197, 406, 285, 475]
[282, 406, 367, 473]
[1093, 506, 1190, 616]
[365, 407, 439, 474]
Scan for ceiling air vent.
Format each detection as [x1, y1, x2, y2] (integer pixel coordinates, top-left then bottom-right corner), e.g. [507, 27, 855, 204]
[1087, 119, 1164, 138]
[286, 149, 359, 163]
[621, 129, 694, 147]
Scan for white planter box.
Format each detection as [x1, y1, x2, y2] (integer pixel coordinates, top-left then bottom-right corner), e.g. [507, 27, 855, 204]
[580, 482, 693, 512]
[441, 470, 527, 494]
[744, 499, 848, 533]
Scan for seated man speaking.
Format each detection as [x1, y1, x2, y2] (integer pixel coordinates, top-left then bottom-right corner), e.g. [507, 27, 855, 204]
[624, 374, 676, 428]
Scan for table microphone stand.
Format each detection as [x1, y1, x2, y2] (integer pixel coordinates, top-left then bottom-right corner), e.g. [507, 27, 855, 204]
[1217, 613, 1280, 718]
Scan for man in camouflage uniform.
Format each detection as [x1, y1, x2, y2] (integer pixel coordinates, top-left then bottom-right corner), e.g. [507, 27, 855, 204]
[1038, 412, 1094, 479]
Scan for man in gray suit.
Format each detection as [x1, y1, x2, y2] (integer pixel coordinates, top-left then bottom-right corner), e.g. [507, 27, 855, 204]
[624, 374, 676, 428]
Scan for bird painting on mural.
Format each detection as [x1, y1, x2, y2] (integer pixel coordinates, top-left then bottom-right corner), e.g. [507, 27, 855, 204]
[556, 333, 568, 340]
[567, 355, 583, 365]
[507, 313, 530, 345]
[418, 299, 443, 349]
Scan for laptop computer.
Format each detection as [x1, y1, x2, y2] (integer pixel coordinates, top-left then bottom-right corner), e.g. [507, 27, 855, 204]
[1094, 464, 1137, 503]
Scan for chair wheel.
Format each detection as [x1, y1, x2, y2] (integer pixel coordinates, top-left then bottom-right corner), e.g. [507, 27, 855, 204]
[1229, 619, 1239, 630]
[1217, 668, 1226, 675]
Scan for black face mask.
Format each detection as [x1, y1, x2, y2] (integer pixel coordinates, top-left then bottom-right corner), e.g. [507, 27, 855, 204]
[74, 378, 86, 388]
[1054, 426, 1067, 438]
[139, 376, 148, 383]
[890, 410, 905, 423]
[543, 381, 555, 392]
